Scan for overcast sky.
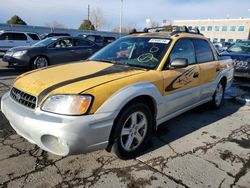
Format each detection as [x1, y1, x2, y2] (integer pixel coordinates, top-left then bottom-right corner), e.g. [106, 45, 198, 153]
[0, 0, 249, 31]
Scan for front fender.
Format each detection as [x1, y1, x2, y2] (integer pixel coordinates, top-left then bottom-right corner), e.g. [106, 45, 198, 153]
[95, 82, 163, 117]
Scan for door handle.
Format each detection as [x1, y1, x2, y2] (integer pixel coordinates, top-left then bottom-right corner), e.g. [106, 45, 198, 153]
[193, 72, 199, 78]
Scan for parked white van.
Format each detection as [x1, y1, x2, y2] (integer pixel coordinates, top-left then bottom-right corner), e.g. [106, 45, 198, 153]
[0, 31, 40, 52]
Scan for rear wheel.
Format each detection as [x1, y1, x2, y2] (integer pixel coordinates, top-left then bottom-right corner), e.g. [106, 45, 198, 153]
[211, 81, 225, 109]
[32, 56, 49, 69]
[112, 103, 153, 159]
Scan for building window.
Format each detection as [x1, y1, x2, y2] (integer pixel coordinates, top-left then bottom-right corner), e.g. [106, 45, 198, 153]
[236, 39, 241, 42]
[213, 38, 218, 43]
[238, 26, 244, 31]
[220, 39, 226, 42]
[207, 26, 212, 31]
[188, 26, 192, 30]
[228, 39, 234, 43]
[214, 26, 220, 31]
[230, 26, 236, 31]
[200, 26, 205, 31]
[222, 26, 227, 31]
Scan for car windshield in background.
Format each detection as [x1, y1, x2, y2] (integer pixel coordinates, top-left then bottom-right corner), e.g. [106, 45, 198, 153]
[33, 37, 58, 47]
[89, 37, 171, 69]
[227, 41, 250, 53]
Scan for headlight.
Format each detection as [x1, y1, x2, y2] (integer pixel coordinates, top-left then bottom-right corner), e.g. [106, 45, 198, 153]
[41, 95, 93, 115]
[13, 50, 27, 57]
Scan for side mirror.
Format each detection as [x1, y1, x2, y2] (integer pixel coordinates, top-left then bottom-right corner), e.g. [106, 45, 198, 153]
[170, 58, 188, 69]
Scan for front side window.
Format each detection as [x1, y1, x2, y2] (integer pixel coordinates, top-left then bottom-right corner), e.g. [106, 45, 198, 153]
[53, 39, 73, 48]
[90, 37, 171, 69]
[193, 39, 214, 63]
[168, 39, 196, 65]
[228, 41, 250, 53]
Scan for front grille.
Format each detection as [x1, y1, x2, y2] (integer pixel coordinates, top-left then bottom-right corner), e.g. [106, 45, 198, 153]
[10, 87, 37, 109]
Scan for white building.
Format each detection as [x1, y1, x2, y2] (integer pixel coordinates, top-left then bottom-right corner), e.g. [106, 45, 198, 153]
[173, 18, 250, 43]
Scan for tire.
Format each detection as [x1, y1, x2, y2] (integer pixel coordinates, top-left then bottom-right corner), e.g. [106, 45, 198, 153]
[112, 102, 153, 159]
[211, 81, 225, 109]
[32, 56, 49, 69]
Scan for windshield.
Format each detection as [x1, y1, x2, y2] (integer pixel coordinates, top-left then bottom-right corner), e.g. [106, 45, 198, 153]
[227, 41, 250, 53]
[89, 37, 171, 69]
[33, 37, 58, 47]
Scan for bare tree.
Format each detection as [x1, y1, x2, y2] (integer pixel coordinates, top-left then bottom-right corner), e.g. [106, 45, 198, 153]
[90, 7, 105, 30]
[45, 21, 66, 29]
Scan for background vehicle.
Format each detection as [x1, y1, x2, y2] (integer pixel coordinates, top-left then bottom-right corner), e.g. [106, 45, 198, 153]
[40, 33, 70, 40]
[0, 31, 40, 52]
[79, 34, 105, 47]
[2, 36, 100, 69]
[221, 40, 250, 78]
[103, 36, 116, 46]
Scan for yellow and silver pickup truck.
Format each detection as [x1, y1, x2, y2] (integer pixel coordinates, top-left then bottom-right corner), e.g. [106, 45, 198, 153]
[1, 26, 234, 159]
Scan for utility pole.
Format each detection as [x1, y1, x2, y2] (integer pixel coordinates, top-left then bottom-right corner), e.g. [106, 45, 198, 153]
[88, 5, 90, 21]
[119, 0, 123, 37]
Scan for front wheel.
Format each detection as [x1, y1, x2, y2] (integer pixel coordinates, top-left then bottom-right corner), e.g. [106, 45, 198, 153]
[112, 103, 153, 159]
[32, 56, 49, 69]
[211, 81, 225, 109]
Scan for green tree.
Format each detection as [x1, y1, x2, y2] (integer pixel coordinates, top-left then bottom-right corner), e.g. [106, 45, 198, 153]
[79, 20, 95, 30]
[6, 15, 27, 25]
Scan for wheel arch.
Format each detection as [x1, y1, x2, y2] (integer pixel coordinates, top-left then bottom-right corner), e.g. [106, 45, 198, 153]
[103, 82, 162, 152]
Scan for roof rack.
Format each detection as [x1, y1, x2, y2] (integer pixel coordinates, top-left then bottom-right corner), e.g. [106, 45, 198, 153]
[129, 25, 203, 36]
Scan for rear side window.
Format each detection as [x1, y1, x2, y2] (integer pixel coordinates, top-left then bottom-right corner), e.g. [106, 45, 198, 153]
[74, 39, 94, 47]
[13, 33, 27, 40]
[28, 33, 40, 40]
[193, 39, 214, 63]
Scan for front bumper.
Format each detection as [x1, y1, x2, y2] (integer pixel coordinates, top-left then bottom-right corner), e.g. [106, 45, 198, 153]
[1, 92, 115, 156]
[2, 54, 30, 68]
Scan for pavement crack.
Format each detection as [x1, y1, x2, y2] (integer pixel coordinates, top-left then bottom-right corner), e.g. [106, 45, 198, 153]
[218, 178, 225, 188]
[136, 158, 190, 188]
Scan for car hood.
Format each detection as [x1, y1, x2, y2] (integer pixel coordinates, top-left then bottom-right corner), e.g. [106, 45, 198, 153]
[13, 61, 146, 104]
[221, 51, 250, 61]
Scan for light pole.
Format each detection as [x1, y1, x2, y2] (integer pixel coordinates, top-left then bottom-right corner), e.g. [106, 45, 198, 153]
[119, 0, 123, 37]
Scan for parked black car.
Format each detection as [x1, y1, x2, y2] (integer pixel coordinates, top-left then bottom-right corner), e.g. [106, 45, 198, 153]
[40, 33, 70, 40]
[79, 34, 105, 47]
[221, 40, 250, 78]
[2, 36, 100, 69]
[103, 36, 116, 46]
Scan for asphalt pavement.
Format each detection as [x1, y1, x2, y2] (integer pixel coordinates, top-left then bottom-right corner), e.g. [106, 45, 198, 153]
[0, 59, 250, 188]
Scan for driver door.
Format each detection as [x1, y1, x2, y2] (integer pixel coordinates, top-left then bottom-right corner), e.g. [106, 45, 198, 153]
[161, 38, 201, 116]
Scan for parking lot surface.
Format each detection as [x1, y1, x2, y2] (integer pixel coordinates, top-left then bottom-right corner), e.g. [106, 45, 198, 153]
[0, 59, 250, 188]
